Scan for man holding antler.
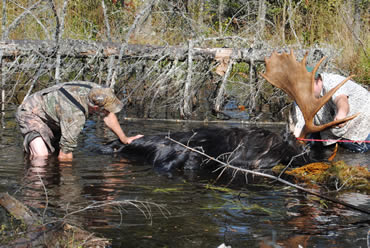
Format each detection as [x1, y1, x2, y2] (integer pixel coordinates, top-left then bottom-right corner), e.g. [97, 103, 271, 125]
[260, 50, 369, 153]
[289, 70, 370, 153]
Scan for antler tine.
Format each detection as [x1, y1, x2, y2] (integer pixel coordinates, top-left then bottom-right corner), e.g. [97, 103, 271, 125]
[260, 49, 359, 138]
[305, 73, 360, 137]
[308, 56, 326, 116]
[312, 56, 325, 78]
[304, 58, 359, 137]
[301, 51, 308, 66]
[313, 74, 353, 117]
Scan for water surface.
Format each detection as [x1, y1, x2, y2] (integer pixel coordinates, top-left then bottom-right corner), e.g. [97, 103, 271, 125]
[0, 108, 369, 248]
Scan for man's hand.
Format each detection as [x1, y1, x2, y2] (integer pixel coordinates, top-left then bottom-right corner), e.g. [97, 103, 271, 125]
[334, 112, 348, 128]
[103, 112, 143, 144]
[121, 134, 144, 144]
[333, 94, 350, 128]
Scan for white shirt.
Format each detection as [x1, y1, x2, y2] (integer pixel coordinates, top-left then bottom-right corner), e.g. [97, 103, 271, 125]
[291, 73, 370, 145]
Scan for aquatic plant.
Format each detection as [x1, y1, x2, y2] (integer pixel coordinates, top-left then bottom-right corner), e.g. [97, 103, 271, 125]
[280, 161, 370, 193]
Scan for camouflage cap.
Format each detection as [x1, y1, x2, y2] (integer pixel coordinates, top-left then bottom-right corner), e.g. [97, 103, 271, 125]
[88, 87, 123, 113]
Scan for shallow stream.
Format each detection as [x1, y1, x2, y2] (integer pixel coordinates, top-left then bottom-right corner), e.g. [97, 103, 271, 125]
[0, 107, 369, 247]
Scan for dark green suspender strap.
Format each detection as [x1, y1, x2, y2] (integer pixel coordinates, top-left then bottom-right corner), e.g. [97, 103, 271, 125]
[59, 83, 93, 115]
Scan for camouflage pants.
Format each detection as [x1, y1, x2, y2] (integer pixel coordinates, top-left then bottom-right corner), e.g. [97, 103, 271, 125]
[16, 94, 60, 154]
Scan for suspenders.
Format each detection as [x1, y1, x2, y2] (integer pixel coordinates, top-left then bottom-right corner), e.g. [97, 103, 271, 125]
[58, 83, 92, 115]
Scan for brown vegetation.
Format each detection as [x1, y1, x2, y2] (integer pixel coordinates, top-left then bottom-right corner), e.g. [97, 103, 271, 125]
[0, 0, 368, 119]
[283, 161, 370, 193]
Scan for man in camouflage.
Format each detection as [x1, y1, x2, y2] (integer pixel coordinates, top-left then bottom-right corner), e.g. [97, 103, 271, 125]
[16, 81, 143, 161]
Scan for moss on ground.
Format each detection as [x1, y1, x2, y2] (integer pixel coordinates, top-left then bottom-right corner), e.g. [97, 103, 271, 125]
[274, 161, 370, 194]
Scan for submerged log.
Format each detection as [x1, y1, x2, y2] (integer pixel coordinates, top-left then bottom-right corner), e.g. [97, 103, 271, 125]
[0, 192, 39, 227]
[0, 193, 110, 248]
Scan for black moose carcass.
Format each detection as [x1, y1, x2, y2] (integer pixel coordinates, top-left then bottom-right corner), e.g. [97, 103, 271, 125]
[98, 50, 357, 179]
[99, 126, 311, 173]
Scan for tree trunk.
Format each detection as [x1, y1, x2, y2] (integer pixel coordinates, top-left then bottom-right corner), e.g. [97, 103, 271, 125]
[257, 0, 266, 38]
[1, 0, 6, 126]
[0, 39, 311, 64]
[353, 0, 361, 41]
[282, 0, 286, 44]
[181, 39, 194, 118]
[218, 0, 224, 34]
[198, 0, 204, 27]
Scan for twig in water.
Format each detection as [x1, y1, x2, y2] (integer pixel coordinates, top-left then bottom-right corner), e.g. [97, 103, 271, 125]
[335, 176, 351, 192]
[165, 136, 370, 215]
[35, 171, 49, 224]
[58, 199, 170, 227]
[278, 146, 310, 179]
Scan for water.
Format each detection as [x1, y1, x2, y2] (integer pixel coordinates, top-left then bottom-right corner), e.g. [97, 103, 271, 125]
[0, 107, 369, 248]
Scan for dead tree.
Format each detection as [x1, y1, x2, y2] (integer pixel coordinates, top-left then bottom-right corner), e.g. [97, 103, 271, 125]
[0, 0, 340, 120]
[0, 38, 338, 119]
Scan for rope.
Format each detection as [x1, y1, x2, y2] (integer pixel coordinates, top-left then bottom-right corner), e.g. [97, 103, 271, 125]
[297, 137, 370, 143]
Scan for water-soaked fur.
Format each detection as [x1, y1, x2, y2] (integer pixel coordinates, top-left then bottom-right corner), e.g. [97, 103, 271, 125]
[99, 126, 311, 172]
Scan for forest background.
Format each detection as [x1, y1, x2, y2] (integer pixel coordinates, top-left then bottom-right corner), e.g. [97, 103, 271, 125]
[0, 0, 369, 120]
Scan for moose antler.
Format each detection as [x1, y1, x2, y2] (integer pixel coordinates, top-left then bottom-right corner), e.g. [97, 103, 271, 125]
[260, 49, 359, 138]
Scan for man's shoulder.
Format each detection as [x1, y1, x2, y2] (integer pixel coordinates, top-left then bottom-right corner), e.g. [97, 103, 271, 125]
[35, 81, 101, 95]
[61, 81, 101, 88]
[321, 73, 368, 93]
[321, 73, 347, 84]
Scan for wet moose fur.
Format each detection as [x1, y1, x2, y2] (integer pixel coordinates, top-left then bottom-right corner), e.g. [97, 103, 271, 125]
[99, 126, 311, 173]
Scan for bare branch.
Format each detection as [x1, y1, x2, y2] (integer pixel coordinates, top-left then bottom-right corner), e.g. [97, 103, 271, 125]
[287, 0, 303, 46]
[60, 199, 170, 225]
[109, 0, 158, 88]
[165, 136, 370, 215]
[23, 62, 46, 101]
[1, 0, 6, 40]
[214, 58, 234, 111]
[102, 0, 112, 43]
[181, 39, 194, 117]
[4, 0, 44, 38]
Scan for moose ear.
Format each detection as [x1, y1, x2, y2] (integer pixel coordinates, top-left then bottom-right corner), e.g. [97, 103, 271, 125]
[260, 49, 358, 138]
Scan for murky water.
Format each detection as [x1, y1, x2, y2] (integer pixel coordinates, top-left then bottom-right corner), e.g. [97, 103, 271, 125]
[0, 107, 369, 248]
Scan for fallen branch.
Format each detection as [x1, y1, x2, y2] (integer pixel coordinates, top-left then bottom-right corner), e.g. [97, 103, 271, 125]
[0, 191, 170, 247]
[0, 192, 110, 247]
[166, 136, 370, 215]
[60, 199, 170, 226]
[0, 39, 312, 63]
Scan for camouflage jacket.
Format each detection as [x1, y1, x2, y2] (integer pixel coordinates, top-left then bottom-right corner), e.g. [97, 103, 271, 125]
[28, 81, 101, 153]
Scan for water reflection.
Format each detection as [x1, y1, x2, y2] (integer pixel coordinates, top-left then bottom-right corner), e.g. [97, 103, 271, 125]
[19, 156, 58, 209]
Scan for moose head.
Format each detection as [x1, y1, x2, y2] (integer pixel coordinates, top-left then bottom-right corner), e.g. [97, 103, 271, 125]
[260, 49, 359, 139]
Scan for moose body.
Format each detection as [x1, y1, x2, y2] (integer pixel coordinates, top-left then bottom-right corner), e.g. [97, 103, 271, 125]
[99, 126, 310, 172]
[98, 49, 354, 175]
